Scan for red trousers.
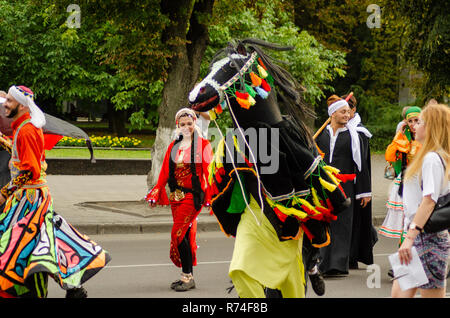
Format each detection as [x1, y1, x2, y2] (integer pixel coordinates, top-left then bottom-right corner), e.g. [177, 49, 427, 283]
[169, 193, 201, 268]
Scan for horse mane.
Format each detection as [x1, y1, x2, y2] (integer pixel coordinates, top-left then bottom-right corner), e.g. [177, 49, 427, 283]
[210, 38, 316, 149]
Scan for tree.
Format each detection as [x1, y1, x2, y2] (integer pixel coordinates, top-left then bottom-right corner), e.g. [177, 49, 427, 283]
[147, 0, 215, 187]
[0, 1, 131, 135]
[391, 0, 450, 100]
[291, 0, 407, 125]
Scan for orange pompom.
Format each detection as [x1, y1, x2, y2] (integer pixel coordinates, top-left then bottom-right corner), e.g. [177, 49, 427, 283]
[236, 97, 251, 109]
[250, 72, 262, 87]
[214, 103, 223, 114]
[258, 57, 267, 70]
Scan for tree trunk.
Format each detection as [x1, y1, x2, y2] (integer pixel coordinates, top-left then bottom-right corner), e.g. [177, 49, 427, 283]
[147, 0, 215, 189]
[107, 100, 127, 137]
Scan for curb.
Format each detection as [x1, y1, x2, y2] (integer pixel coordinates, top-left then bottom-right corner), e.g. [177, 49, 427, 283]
[46, 158, 151, 175]
[74, 216, 385, 236]
[75, 220, 221, 236]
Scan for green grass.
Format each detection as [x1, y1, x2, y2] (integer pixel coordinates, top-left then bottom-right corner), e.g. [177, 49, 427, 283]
[46, 148, 151, 159]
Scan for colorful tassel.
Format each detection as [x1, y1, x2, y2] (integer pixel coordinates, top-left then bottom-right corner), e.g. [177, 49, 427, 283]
[319, 177, 337, 192]
[220, 100, 227, 109]
[323, 165, 341, 175]
[248, 95, 256, 106]
[214, 103, 223, 114]
[235, 91, 249, 100]
[300, 223, 315, 241]
[236, 97, 251, 109]
[260, 78, 271, 92]
[208, 109, 216, 121]
[257, 65, 268, 78]
[255, 86, 269, 99]
[267, 197, 308, 220]
[245, 83, 257, 97]
[274, 207, 288, 222]
[334, 173, 356, 183]
[324, 169, 340, 186]
[311, 188, 325, 209]
[250, 72, 262, 87]
[258, 58, 267, 70]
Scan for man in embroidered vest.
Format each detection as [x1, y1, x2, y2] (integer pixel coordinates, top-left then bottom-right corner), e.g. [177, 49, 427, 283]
[0, 86, 110, 298]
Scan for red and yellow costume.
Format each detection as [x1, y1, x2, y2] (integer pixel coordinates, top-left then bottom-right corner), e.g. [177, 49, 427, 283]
[146, 135, 213, 268]
[0, 112, 110, 298]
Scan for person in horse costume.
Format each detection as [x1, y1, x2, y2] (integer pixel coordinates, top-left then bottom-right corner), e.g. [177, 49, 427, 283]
[188, 39, 352, 298]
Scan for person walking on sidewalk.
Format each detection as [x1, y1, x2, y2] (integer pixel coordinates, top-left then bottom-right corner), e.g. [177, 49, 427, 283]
[343, 93, 378, 270]
[380, 106, 422, 240]
[146, 108, 213, 292]
[315, 94, 372, 276]
[0, 85, 110, 298]
[391, 103, 449, 298]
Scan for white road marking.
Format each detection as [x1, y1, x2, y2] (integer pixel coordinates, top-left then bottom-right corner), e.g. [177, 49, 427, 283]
[106, 260, 231, 269]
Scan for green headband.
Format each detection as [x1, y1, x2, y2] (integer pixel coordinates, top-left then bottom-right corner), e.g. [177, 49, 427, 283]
[405, 106, 421, 120]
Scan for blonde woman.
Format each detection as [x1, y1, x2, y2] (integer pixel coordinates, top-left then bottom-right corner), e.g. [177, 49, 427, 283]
[391, 103, 450, 298]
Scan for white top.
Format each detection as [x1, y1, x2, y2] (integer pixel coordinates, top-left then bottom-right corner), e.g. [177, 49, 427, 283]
[403, 152, 450, 228]
[196, 115, 210, 139]
[326, 125, 348, 164]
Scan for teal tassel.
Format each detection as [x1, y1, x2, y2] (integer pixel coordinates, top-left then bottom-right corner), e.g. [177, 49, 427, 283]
[255, 86, 269, 99]
[220, 100, 227, 109]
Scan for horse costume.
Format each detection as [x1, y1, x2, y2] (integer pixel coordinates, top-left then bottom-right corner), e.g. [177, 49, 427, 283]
[188, 39, 352, 297]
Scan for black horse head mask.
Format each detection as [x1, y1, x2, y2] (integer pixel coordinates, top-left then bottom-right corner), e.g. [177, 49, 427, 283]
[189, 39, 315, 133]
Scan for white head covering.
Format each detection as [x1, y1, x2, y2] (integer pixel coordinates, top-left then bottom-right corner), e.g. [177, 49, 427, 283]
[173, 107, 202, 139]
[8, 85, 46, 128]
[328, 98, 365, 172]
[327, 99, 349, 117]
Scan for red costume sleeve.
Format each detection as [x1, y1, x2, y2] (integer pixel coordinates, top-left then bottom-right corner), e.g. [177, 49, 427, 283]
[145, 141, 174, 206]
[16, 124, 45, 180]
[0, 124, 44, 199]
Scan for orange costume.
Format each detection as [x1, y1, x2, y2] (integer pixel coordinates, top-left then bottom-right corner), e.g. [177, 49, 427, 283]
[385, 130, 421, 176]
[0, 86, 110, 298]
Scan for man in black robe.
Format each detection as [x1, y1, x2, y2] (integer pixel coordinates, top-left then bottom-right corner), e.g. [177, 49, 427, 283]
[315, 95, 374, 276]
[344, 94, 378, 270]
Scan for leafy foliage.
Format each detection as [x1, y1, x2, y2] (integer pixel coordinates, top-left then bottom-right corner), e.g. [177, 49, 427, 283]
[204, 0, 347, 106]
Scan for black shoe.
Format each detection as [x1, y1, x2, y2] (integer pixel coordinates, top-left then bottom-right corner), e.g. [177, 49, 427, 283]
[388, 269, 394, 278]
[174, 279, 195, 292]
[170, 279, 183, 290]
[322, 269, 348, 277]
[65, 286, 88, 298]
[309, 272, 325, 296]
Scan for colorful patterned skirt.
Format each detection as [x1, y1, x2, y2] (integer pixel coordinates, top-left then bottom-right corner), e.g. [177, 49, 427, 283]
[0, 186, 111, 297]
[379, 176, 406, 238]
[414, 231, 450, 289]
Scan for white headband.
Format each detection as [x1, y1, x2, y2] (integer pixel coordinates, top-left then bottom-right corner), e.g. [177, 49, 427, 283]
[8, 86, 46, 128]
[175, 108, 197, 123]
[328, 99, 349, 116]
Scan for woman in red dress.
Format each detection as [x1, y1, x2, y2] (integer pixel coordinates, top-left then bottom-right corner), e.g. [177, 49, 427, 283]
[146, 108, 213, 291]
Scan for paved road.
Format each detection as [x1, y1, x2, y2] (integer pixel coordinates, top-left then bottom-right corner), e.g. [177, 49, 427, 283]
[46, 231, 450, 298]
